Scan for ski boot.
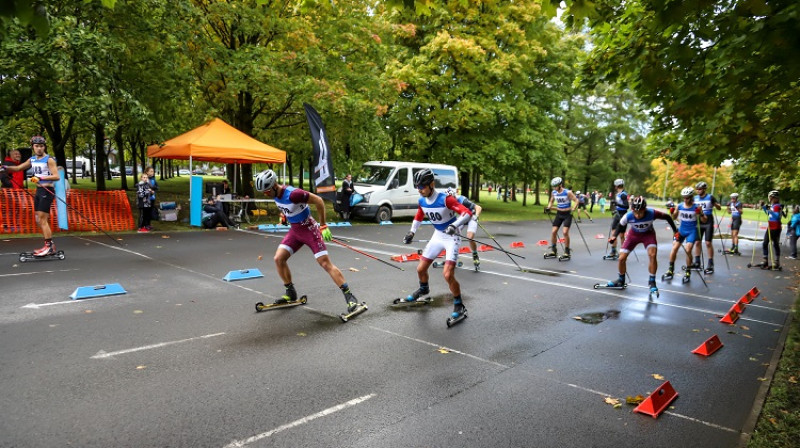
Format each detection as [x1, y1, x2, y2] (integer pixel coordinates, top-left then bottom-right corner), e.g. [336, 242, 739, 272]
[594, 277, 627, 290]
[392, 286, 432, 307]
[648, 281, 659, 300]
[558, 248, 572, 262]
[543, 245, 558, 260]
[681, 269, 691, 284]
[340, 294, 368, 322]
[602, 250, 619, 261]
[704, 264, 714, 275]
[446, 299, 468, 327]
[472, 252, 480, 272]
[661, 267, 674, 282]
[255, 287, 307, 312]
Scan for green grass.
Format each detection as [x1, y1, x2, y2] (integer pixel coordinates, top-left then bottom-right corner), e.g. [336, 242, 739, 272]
[748, 292, 800, 447]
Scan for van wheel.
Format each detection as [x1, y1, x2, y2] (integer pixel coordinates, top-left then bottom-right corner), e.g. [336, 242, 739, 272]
[376, 206, 392, 223]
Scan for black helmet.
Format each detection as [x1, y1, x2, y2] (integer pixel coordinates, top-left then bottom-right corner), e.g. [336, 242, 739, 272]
[30, 135, 46, 145]
[631, 196, 647, 211]
[695, 181, 708, 190]
[413, 169, 435, 188]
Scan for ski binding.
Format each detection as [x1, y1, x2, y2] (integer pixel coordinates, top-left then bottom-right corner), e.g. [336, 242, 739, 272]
[446, 309, 468, 328]
[340, 302, 368, 322]
[255, 295, 307, 312]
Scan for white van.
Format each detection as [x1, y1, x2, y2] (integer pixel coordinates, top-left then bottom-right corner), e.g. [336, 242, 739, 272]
[347, 161, 459, 222]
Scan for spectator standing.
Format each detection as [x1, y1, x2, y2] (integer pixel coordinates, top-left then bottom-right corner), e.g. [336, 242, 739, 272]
[136, 173, 154, 233]
[787, 205, 799, 260]
[145, 166, 158, 229]
[1, 149, 24, 189]
[590, 190, 597, 213]
[598, 196, 606, 214]
[340, 173, 354, 222]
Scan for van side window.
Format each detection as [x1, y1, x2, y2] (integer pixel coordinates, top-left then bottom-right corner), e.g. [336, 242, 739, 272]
[432, 169, 456, 189]
[396, 168, 408, 188]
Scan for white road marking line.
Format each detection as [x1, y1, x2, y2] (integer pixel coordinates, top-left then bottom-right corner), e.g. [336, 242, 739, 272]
[91, 332, 226, 359]
[368, 326, 509, 369]
[0, 268, 79, 278]
[222, 394, 376, 448]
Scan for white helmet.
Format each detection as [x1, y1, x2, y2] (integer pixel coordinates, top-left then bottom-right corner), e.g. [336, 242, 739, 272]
[613, 179, 624, 187]
[576, 191, 581, 195]
[681, 187, 694, 197]
[445, 187, 456, 196]
[730, 193, 739, 198]
[254, 170, 277, 192]
[551, 177, 563, 187]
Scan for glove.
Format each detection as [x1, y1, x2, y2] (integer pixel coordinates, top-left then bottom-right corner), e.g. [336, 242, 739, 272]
[669, 207, 675, 215]
[674, 232, 681, 241]
[608, 236, 617, 245]
[695, 206, 702, 215]
[445, 225, 457, 235]
[30, 176, 39, 184]
[544, 207, 551, 214]
[319, 224, 332, 242]
[403, 231, 414, 244]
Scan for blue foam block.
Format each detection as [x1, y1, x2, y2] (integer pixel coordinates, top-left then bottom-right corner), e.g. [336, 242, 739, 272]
[379, 221, 393, 225]
[70, 283, 127, 300]
[223, 268, 264, 282]
[257, 224, 291, 233]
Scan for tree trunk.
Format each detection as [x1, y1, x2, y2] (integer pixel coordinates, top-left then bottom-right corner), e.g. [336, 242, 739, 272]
[114, 127, 128, 190]
[534, 178, 541, 206]
[299, 158, 304, 190]
[459, 169, 470, 198]
[286, 154, 293, 186]
[472, 170, 480, 201]
[522, 182, 528, 206]
[94, 124, 107, 191]
[69, 134, 78, 185]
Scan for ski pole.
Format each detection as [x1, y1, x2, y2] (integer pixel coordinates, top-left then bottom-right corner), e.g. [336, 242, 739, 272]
[571, 212, 592, 256]
[543, 208, 565, 254]
[457, 233, 525, 259]
[603, 219, 613, 257]
[478, 221, 522, 271]
[714, 209, 731, 271]
[331, 237, 404, 271]
[678, 235, 708, 288]
[696, 215, 705, 271]
[36, 182, 123, 247]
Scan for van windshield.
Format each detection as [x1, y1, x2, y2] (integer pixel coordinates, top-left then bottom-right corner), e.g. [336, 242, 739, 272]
[357, 166, 394, 186]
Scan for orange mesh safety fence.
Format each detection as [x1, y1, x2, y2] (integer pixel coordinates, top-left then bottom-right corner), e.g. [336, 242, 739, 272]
[0, 188, 135, 234]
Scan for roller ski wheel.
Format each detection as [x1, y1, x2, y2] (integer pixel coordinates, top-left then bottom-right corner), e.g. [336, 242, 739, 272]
[602, 253, 619, 261]
[593, 282, 627, 290]
[340, 302, 368, 322]
[681, 264, 703, 272]
[446, 309, 468, 328]
[432, 261, 463, 268]
[19, 250, 65, 263]
[391, 296, 433, 307]
[720, 250, 741, 256]
[255, 295, 307, 312]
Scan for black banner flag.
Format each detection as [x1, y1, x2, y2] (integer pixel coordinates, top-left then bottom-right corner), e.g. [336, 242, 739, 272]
[303, 103, 336, 201]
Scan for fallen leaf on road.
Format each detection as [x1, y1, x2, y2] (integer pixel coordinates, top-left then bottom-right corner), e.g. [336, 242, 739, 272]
[161, 235, 170, 239]
[136, 365, 146, 370]
[438, 348, 450, 354]
[349, 267, 359, 272]
[749, 357, 758, 362]
[740, 325, 750, 330]
[757, 377, 768, 381]
[257, 255, 263, 260]
[652, 374, 665, 380]
[743, 334, 752, 339]
[604, 397, 620, 407]
[626, 395, 645, 405]
[297, 332, 306, 337]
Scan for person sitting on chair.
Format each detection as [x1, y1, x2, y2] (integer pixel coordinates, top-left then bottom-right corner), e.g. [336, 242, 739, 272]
[202, 196, 236, 229]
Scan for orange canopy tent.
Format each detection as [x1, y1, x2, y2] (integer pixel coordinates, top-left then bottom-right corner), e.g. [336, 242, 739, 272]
[147, 118, 285, 226]
[147, 118, 286, 164]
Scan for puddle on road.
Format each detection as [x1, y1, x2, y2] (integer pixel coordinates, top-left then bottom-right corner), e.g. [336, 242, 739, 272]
[519, 268, 561, 277]
[573, 310, 621, 324]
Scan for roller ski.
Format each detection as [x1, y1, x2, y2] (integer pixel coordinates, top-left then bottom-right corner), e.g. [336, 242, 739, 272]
[392, 287, 433, 307]
[681, 263, 703, 272]
[703, 265, 714, 275]
[593, 278, 627, 290]
[446, 300, 467, 328]
[660, 268, 674, 282]
[602, 250, 619, 261]
[432, 260, 463, 268]
[340, 298, 368, 322]
[681, 269, 691, 284]
[19, 242, 64, 262]
[720, 248, 741, 256]
[543, 245, 558, 260]
[648, 281, 659, 300]
[558, 248, 572, 262]
[472, 253, 480, 272]
[255, 294, 308, 312]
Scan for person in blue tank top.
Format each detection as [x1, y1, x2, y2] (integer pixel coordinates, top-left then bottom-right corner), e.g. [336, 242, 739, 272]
[606, 179, 629, 259]
[254, 169, 365, 317]
[727, 193, 744, 255]
[2, 136, 60, 256]
[692, 181, 721, 274]
[663, 187, 708, 282]
[402, 169, 472, 323]
[544, 177, 578, 260]
[787, 205, 800, 260]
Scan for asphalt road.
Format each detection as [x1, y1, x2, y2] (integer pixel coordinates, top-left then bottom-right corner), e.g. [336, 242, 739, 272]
[0, 216, 795, 448]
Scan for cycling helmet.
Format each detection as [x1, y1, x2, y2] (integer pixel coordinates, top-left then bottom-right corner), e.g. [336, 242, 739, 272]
[631, 196, 647, 211]
[695, 181, 708, 189]
[254, 169, 277, 192]
[730, 193, 739, 198]
[413, 169, 435, 188]
[30, 135, 46, 145]
[681, 187, 694, 197]
[613, 179, 624, 187]
[768, 190, 779, 199]
[576, 191, 581, 195]
[551, 177, 563, 187]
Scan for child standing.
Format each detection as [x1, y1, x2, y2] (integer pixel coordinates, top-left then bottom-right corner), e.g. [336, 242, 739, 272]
[136, 173, 154, 233]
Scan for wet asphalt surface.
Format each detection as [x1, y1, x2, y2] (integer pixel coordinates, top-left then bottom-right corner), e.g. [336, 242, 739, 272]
[0, 216, 796, 448]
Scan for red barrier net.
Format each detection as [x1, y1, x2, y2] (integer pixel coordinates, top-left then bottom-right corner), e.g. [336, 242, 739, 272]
[0, 189, 134, 234]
